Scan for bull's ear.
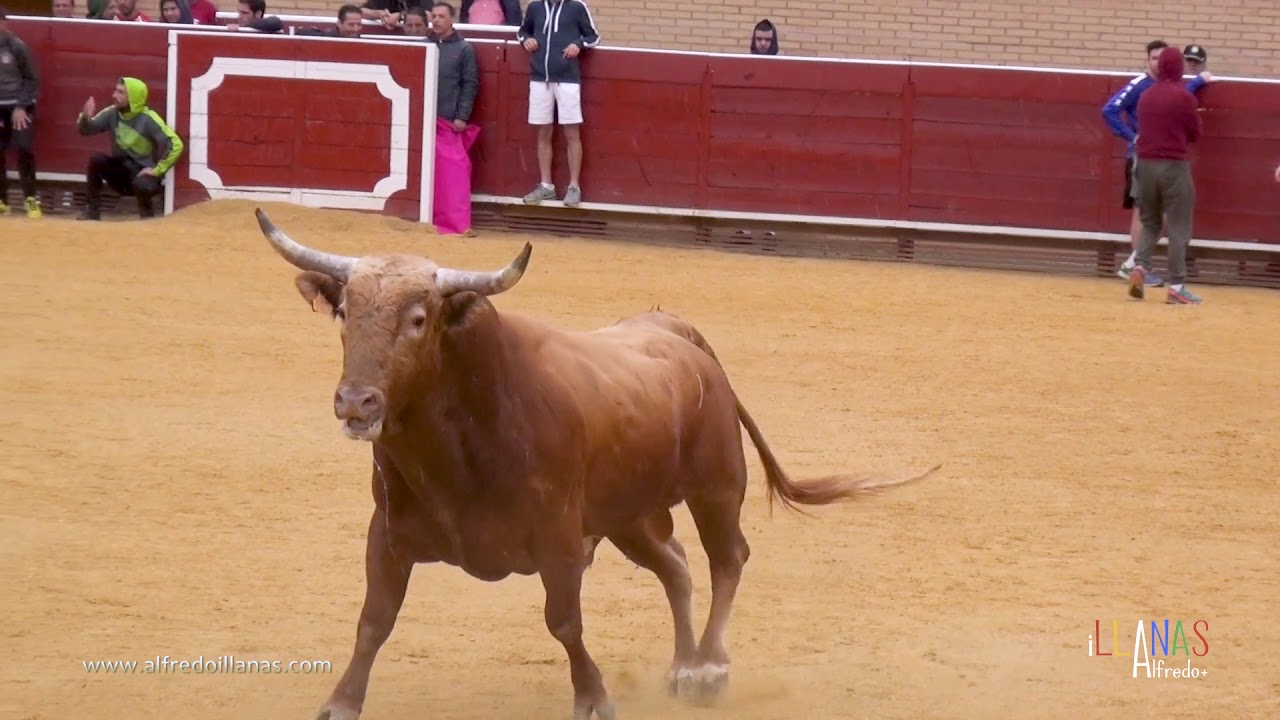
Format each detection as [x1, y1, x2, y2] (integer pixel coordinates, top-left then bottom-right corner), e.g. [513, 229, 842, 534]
[442, 291, 487, 331]
[295, 271, 344, 316]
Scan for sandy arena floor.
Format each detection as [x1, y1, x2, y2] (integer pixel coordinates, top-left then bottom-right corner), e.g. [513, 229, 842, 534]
[1, 200, 1277, 720]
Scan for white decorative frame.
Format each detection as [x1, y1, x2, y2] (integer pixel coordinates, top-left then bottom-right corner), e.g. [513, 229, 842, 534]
[165, 30, 438, 223]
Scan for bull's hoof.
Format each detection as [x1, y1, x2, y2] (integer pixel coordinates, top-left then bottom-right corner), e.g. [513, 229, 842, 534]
[572, 698, 616, 720]
[677, 664, 728, 704]
[315, 703, 360, 720]
[665, 666, 696, 698]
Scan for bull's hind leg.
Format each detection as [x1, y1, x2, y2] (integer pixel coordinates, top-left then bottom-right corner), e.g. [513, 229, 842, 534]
[682, 493, 750, 702]
[317, 509, 413, 720]
[606, 511, 698, 695]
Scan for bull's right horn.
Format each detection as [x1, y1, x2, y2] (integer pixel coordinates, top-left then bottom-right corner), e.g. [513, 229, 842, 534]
[255, 208, 358, 281]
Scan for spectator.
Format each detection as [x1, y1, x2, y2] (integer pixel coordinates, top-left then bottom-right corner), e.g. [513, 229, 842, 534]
[358, 0, 424, 30]
[401, 6, 430, 36]
[460, 0, 521, 26]
[517, 0, 600, 207]
[226, 0, 284, 33]
[430, 2, 478, 131]
[161, 0, 217, 24]
[0, 7, 41, 218]
[75, 77, 184, 221]
[111, 0, 152, 21]
[51, 0, 76, 18]
[159, 0, 182, 22]
[1128, 46, 1203, 304]
[1183, 44, 1207, 73]
[750, 19, 779, 55]
[85, 0, 112, 18]
[1102, 39, 1212, 286]
[296, 4, 363, 37]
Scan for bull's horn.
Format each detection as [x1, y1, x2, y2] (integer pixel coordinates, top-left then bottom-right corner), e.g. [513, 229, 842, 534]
[434, 242, 533, 297]
[255, 208, 358, 281]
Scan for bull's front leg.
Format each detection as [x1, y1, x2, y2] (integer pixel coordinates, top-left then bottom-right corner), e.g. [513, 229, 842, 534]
[316, 509, 413, 720]
[539, 540, 615, 720]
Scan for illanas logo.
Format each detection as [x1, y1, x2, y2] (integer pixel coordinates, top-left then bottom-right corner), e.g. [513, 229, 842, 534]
[1089, 619, 1209, 679]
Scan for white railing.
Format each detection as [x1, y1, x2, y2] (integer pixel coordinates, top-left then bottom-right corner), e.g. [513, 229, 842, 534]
[212, 11, 515, 34]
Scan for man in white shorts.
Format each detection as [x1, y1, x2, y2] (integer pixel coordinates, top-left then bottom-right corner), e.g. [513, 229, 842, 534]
[516, 0, 599, 207]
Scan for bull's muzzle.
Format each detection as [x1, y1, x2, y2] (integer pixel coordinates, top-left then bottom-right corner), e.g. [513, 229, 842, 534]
[334, 385, 386, 441]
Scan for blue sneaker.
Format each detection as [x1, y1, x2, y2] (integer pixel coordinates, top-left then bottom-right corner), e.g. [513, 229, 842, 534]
[1166, 286, 1203, 304]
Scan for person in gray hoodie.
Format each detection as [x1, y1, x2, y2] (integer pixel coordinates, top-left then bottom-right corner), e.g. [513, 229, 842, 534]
[429, 2, 478, 132]
[0, 8, 41, 217]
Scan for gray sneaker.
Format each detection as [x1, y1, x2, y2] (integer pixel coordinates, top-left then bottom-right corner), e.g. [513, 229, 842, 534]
[523, 183, 556, 205]
[563, 185, 582, 207]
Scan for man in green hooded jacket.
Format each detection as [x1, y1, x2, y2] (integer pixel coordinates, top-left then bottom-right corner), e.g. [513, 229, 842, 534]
[76, 77, 184, 220]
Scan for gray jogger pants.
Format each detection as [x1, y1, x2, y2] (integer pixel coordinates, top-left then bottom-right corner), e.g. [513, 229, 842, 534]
[1133, 158, 1195, 285]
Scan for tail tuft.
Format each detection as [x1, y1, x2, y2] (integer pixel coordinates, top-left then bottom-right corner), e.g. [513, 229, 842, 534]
[737, 399, 938, 516]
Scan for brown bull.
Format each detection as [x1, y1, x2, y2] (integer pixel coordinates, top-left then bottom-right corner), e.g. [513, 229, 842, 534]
[253, 209, 936, 720]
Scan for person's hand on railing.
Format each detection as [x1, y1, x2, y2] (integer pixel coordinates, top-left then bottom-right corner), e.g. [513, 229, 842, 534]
[1274, 163, 1280, 183]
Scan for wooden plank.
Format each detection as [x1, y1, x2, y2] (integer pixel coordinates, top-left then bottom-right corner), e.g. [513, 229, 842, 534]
[710, 87, 903, 118]
[912, 96, 1104, 129]
[912, 120, 1100, 154]
[911, 65, 1113, 103]
[910, 169, 1098, 202]
[705, 187, 901, 219]
[708, 143, 899, 195]
[710, 57, 909, 94]
[712, 114, 902, 146]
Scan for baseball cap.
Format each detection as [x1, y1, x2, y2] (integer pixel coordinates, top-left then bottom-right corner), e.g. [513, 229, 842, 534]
[1183, 44, 1207, 63]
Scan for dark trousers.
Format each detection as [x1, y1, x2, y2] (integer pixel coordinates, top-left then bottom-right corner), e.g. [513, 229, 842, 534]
[1134, 158, 1195, 286]
[0, 105, 37, 201]
[86, 153, 163, 216]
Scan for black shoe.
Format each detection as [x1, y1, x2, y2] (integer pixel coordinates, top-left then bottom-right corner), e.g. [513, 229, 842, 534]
[77, 208, 101, 221]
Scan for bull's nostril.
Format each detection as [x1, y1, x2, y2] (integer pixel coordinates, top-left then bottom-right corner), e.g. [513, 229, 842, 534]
[361, 394, 380, 413]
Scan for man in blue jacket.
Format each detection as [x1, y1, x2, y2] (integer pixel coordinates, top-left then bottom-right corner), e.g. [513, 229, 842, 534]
[517, 0, 600, 207]
[1102, 39, 1213, 286]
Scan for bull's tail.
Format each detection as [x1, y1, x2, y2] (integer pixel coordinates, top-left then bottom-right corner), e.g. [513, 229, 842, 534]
[735, 399, 939, 515]
[655, 312, 938, 515]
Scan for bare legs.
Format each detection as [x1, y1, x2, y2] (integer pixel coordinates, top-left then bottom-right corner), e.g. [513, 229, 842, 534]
[537, 124, 554, 185]
[535, 123, 583, 188]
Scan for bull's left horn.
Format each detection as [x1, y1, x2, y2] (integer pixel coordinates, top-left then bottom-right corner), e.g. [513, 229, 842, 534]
[434, 242, 533, 297]
[255, 208, 358, 281]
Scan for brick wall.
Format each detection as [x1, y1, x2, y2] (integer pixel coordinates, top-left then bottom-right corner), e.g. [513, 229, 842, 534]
[159, 0, 1278, 77]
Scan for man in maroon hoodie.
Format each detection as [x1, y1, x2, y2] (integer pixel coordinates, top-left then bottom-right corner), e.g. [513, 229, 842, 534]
[1128, 45, 1203, 304]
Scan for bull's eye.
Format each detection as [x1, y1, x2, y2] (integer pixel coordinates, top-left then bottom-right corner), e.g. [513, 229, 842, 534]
[410, 313, 427, 331]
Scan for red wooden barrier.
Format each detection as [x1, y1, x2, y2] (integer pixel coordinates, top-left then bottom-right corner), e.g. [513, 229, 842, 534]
[170, 32, 434, 220]
[8, 17, 1280, 245]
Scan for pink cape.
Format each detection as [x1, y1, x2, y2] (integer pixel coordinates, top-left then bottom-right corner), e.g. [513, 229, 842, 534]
[432, 117, 482, 235]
